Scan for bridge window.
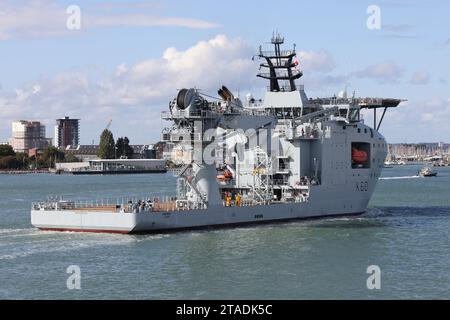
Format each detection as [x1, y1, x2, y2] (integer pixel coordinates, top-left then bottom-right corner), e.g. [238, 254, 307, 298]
[349, 109, 360, 122]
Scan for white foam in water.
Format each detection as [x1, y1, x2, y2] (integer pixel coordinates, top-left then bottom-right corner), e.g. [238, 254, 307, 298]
[0, 228, 169, 260]
[0, 236, 129, 260]
[0, 228, 64, 241]
[0, 228, 38, 235]
[379, 175, 420, 180]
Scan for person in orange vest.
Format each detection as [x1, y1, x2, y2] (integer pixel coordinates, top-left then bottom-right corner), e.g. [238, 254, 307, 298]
[225, 192, 232, 207]
[226, 195, 232, 207]
[235, 193, 241, 207]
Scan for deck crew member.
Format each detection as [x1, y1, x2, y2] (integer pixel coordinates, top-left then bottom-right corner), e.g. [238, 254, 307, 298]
[235, 194, 241, 206]
[225, 193, 232, 207]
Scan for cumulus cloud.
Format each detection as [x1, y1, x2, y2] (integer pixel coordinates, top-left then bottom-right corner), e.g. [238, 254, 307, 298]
[378, 96, 450, 142]
[301, 74, 350, 94]
[89, 15, 220, 29]
[410, 71, 430, 85]
[354, 62, 403, 84]
[298, 50, 335, 73]
[0, 35, 255, 142]
[0, 34, 349, 142]
[0, 0, 220, 40]
[98, 35, 256, 107]
[419, 97, 450, 124]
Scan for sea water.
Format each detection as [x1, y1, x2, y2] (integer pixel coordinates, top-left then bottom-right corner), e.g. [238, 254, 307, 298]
[0, 165, 449, 299]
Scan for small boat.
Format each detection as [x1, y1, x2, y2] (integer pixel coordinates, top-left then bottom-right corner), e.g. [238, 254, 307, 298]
[418, 166, 437, 177]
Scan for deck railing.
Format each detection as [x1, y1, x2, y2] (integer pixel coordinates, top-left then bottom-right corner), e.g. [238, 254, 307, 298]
[32, 195, 207, 213]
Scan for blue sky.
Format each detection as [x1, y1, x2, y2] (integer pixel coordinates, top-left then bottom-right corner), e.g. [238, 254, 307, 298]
[0, 0, 449, 144]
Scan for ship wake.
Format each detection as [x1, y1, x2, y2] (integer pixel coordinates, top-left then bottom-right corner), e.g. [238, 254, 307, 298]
[379, 175, 420, 180]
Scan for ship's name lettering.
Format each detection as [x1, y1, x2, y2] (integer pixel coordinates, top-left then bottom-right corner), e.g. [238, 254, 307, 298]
[356, 181, 369, 192]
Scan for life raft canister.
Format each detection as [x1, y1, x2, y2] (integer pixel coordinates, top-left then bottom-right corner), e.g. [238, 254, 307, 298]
[352, 148, 368, 164]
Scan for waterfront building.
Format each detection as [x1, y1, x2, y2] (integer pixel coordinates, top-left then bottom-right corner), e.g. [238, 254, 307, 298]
[54, 117, 80, 148]
[63, 144, 157, 162]
[9, 120, 51, 153]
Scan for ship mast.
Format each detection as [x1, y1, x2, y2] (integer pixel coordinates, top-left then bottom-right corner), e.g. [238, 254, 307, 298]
[257, 33, 302, 92]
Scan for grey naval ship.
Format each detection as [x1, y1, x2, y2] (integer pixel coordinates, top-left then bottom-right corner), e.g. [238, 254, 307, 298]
[31, 35, 404, 234]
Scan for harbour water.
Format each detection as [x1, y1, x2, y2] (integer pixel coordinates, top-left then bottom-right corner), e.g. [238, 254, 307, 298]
[1, 165, 449, 299]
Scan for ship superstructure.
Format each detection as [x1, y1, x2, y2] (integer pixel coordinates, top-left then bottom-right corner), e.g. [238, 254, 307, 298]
[31, 35, 404, 234]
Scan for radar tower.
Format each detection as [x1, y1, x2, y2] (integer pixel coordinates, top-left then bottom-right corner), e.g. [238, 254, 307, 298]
[257, 33, 302, 92]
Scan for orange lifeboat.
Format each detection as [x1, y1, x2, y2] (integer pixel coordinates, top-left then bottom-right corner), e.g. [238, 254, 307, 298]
[217, 170, 233, 181]
[352, 148, 368, 164]
[223, 170, 233, 180]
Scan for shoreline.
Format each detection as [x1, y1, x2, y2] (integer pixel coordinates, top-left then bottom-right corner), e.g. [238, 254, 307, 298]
[0, 170, 51, 175]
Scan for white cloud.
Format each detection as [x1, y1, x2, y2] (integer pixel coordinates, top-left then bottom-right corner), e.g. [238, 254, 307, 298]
[98, 35, 256, 107]
[9, 32, 445, 144]
[0, 34, 348, 142]
[354, 62, 403, 84]
[0, 0, 67, 39]
[420, 97, 450, 125]
[301, 74, 349, 95]
[379, 96, 450, 142]
[298, 50, 335, 73]
[0, 35, 255, 142]
[410, 71, 430, 85]
[89, 15, 219, 29]
[0, 0, 220, 40]
[420, 112, 434, 123]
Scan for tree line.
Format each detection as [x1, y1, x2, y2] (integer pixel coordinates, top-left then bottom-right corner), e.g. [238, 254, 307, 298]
[0, 144, 79, 170]
[97, 129, 133, 159]
[0, 129, 134, 170]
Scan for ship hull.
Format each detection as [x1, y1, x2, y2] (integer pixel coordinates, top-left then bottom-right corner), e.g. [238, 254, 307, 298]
[31, 183, 374, 234]
[32, 211, 364, 234]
